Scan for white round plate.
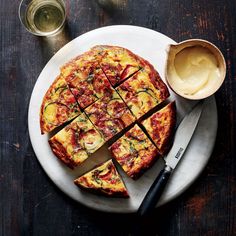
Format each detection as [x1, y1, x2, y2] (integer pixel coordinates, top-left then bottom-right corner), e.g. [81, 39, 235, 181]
[28, 25, 217, 213]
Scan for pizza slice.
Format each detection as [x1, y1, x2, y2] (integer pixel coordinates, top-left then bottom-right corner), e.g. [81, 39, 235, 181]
[109, 124, 160, 179]
[141, 102, 176, 155]
[66, 65, 113, 109]
[116, 68, 169, 119]
[49, 113, 105, 169]
[74, 159, 129, 197]
[92, 45, 143, 87]
[40, 75, 81, 134]
[60, 46, 106, 79]
[85, 90, 135, 141]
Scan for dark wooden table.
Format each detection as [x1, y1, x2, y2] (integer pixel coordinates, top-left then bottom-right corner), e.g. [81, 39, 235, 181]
[1, 0, 236, 235]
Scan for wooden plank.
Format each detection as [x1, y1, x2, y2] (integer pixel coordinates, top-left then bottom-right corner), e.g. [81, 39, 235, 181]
[0, 0, 235, 235]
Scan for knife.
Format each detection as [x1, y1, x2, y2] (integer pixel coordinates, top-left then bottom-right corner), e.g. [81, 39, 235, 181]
[137, 100, 204, 217]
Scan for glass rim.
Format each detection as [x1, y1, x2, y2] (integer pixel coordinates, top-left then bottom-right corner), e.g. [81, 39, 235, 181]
[18, 0, 66, 37]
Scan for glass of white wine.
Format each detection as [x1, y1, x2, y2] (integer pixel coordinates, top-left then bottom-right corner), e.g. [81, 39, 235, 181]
[19, 0, 66, 36]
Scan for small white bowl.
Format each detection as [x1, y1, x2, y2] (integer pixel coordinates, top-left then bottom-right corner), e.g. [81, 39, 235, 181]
[165, 39, 226, 100]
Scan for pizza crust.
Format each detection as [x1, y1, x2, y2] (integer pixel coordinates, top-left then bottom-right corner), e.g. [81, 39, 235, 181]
[40, 45, 175, 197]
[141, 102, 176, 155]
[40, 75, 81, 134]
[74, 159, 129, 197]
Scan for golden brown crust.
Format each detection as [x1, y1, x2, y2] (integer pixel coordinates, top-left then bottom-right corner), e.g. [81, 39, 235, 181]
[40, 75, 80, 134]
[139, 57, 170, 100]
[141, 101, 176, 155]
[48, 138, 79, 169]
[159, 102, 176, 154]
[74, 159, 129, 197]
[116, 68, 169, 119]
[60, 47, 105, 78]
[41, 45, 173, 191]
[91, 45, 143, 86]
[75, 184, 129, 198]
[40, 76, 62, 134]
[40, 45, 169, 134]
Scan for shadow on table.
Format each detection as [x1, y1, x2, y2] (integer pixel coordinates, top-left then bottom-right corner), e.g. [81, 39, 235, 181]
[67, 166, 211, 236]
[68, 198, 179, 236]
[37, 22, 72, 64]
[95, 0, 128, 14]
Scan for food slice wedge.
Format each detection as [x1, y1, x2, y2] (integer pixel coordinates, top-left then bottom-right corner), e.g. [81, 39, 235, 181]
[74, 159, 129, 197]
[85, 90, 135, 141]
[66, 65, 113, 109]
[40, 75, 81, 134]
[93, 45, 143, 87]
[116, 68, 169, 119]
[60, 46, 106, 79]
[141, 102, 176, 155]
[109, 124, 160, 179]
[49, 113, 105, 169]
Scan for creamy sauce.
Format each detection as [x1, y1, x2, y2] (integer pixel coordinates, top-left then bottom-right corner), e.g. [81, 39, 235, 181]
[170, 46, 220, 96]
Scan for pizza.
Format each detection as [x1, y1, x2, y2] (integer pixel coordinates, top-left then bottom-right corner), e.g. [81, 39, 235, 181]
[92, 45, 144, 87]
[49, 113, 105, 169]
[40, 75, 81, 134]
[116, 68, 169, 119]
[140, 57, 170, 99]
[141, 102, 176, 155]
[40, 45, 176, 197]
[85, 89, 135, 141]
[66, 65, 113, 109]
[74, 159, 129, 197]
[109, 124, 160, 179]
[60, 46, 106, 79]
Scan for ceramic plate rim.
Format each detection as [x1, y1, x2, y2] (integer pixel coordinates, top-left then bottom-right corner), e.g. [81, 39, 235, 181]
[28, 25, 217, 213]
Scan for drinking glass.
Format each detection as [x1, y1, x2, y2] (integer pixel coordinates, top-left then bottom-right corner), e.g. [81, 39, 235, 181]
[19, 0, 66, 36]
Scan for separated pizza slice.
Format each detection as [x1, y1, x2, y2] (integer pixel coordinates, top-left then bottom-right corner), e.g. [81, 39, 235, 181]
[85, 90, 135, 141]
[109, 124, 160, 179]
[116, 68, 169, 119]
[92, 45, 143, 87]
[40, 75, 81, 134]
[74, 159, 129, 197]
[141, 102, 176, 155]
[49, 113, 105, 169]
[66, 65, 113, 109]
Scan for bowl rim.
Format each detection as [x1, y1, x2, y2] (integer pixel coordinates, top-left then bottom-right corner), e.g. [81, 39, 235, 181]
[165, 38, 226, 100]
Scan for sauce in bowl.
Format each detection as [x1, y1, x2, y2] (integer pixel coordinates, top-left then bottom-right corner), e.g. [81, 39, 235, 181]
[166, 39, 226, 100]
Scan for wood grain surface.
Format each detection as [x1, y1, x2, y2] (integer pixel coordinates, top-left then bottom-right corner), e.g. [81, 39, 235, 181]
[0, 0, 235, 235]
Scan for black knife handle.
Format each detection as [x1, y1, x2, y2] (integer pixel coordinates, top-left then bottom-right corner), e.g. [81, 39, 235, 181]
[137, 165, 172, 217]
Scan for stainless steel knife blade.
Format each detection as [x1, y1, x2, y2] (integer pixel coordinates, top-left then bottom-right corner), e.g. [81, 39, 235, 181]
[165, 100, 204, 169]
[138, 100, 204, 217]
